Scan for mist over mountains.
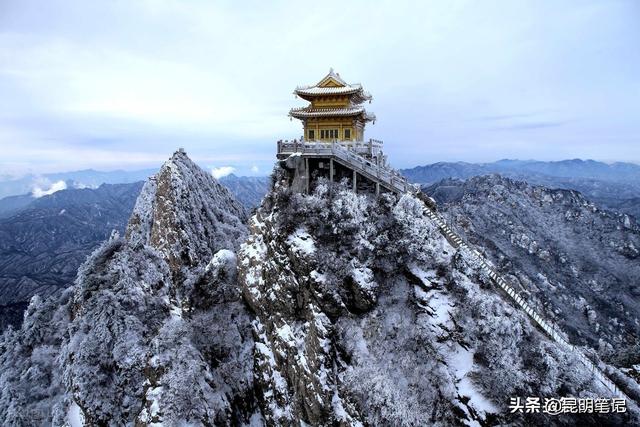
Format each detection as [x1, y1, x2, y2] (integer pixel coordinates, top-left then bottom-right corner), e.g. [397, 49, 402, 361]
[0, 169, 157, 200]
[4, 158, 636, 217]
[401, 159, 640, 218]
[1, 158, 637, 332]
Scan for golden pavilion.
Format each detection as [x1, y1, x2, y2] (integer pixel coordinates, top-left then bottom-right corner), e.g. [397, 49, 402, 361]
[289, 69, 376, 142]
[277, 69, 417, 196]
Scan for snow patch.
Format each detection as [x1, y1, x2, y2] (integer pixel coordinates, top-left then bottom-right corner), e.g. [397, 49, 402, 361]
[449, 346, 498, 417]
[351, 261, 376, 291]
[409, 266, 437, 287]
[276, 323, 295, 343]
[286, 227, 316, 255]
[206, 248, 236, 274]
[427, 291, 454, 326]
[310, 269, 327, 283]
[66, 401, 85, 427]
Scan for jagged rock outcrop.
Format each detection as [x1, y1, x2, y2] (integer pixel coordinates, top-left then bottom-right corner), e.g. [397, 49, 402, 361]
[0, 150, 257, 426]
[2, 154, 640, 426]
[425, 175, 640, 366]
[239, 167, 640, 426]
[0, 172, 266, 332]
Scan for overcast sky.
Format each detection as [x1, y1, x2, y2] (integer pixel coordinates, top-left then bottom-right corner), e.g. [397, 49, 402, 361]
[0, 0, 638, 176]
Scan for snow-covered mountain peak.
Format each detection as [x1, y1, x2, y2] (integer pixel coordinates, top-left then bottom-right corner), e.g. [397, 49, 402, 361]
[236, 165, 639, 425]
[0, 150, 257, 426]
[1, 155, 639, 426]
[126, 150, 248, 277]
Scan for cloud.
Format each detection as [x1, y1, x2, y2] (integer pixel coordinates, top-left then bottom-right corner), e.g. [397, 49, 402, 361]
[251, 165, 259, 173]
[1, 0, 639, 171]
[32, 179, 67, 198]
[211, 166, 235, 179]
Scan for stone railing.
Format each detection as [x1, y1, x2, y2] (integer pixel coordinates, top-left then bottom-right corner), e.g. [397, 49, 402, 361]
[276, 140, 415, 194]
[421, 205, 628, 399]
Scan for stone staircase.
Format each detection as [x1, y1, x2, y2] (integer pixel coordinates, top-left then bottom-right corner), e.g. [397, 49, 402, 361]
[277, 141, 637, 403]
[420, 203, 631, 401]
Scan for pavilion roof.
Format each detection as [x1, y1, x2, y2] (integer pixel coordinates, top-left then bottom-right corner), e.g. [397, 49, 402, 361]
[294, 68, 372, 103]
[289, 106, 376, 122]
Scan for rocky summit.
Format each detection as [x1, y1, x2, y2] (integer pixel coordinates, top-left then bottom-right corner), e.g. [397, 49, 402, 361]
[0, 152, 639, 426]
[0, 151, 254, 425]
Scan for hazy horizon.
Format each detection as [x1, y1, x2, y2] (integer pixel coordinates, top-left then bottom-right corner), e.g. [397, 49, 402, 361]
[2, 157, 639, 183]
[1, 0, 639, 176]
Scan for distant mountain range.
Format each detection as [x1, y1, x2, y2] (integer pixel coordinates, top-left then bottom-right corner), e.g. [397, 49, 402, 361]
[5, 158, 638, 216]
[401, 159, 640, 218]
[1, 158, 638, 330]
[218, 174, 270, 209]
[0, 168, 270, 210]
[0, 168, 157, 200]
[0, 182, 144, 329]
[401, 159, 640, 184]
[0, 172, 269, 329]
[426, 175, 640, 359]
[0, 155, 640, 426]
[3, 152, 639, 425]
[0, 193, 35, 218]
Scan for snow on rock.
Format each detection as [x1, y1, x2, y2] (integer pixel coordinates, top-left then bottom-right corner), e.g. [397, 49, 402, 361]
[237, 163, 639, 425]
[126, 149, 247, 279]
[66, 401, 85, 427]
[2, 157, 640, 426]
[286, 227, 316, 256]
[449, 344, 499, 420]
[0, 150, 259, 426]
[427, 174, 640, 358]
[350, 260, 375, 291]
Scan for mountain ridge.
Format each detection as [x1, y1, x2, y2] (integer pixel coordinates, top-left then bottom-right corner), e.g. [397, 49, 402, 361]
[0, 152, 638, 425]
[0, 151, 256, 425]
[401, 159, 640, 218]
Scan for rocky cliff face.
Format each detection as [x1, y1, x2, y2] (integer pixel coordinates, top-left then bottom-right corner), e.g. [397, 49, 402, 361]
[238, 168, 639, 425]
[425, 175, 640, 366]
[1, 155, 639, 426]
[0, 151, 257, 425]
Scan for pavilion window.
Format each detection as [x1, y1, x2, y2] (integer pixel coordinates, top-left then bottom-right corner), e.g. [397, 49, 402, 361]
[308, 129, 315, 140]
[344, 129, 351, 139]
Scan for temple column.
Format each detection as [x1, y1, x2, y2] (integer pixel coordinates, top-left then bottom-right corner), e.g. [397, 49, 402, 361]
[376, 182, 380, 197]
[352, 170, 357, 192]
[305, 158, 310, 194]
[329, 158, 334, 182]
